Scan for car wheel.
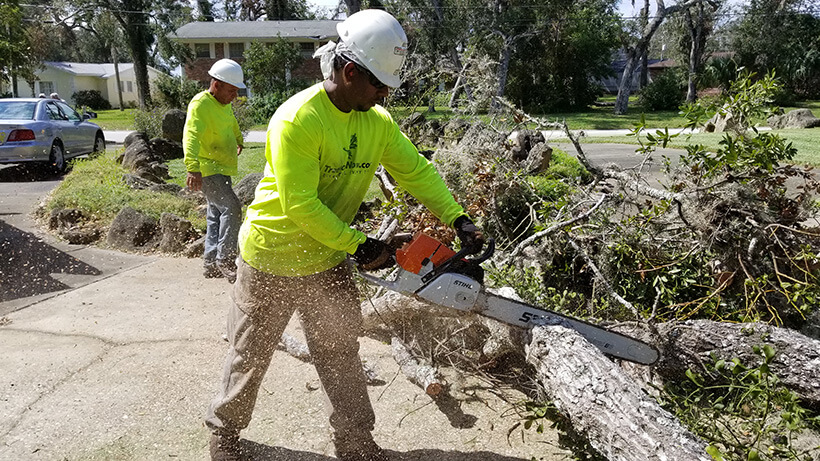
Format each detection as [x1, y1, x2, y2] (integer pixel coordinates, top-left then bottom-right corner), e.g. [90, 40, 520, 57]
[91, 133, 106, 158]
[49, 142, 66, 173]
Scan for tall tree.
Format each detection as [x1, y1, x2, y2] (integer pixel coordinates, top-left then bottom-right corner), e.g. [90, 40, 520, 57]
[614, 0, 702, 115]
[680, 0, 719, 102]
[731, 0, 820, 98]
[0, 0, 38, 96]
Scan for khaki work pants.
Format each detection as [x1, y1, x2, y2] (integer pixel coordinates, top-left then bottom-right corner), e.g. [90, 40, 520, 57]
[205, 257, 376, 444]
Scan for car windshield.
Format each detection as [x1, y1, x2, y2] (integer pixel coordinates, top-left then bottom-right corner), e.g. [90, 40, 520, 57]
[0, 101, 37, 120]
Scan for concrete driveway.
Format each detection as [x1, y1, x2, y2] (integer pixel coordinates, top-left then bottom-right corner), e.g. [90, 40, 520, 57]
[0, 162, 573, 460]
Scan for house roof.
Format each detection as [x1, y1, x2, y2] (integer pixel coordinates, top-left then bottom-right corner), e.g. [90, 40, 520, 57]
[44, 61, 160, 79]
[172, 20, 340, 41]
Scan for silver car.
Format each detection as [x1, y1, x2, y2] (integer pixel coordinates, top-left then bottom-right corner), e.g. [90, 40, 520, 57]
[0, 98, 106, 172]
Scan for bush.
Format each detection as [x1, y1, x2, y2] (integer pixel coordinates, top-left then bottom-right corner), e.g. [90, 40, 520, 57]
[72, 90, 112, 110]
[248, 92, 290, 124]
[639, 69, 686, 111]
[152, 74, 204, 110]
[131, 106, 164, 139]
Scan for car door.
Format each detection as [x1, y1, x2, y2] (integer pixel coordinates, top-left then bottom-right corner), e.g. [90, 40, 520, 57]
[55, 101, 93, 157]
[44, 101, 71, 151]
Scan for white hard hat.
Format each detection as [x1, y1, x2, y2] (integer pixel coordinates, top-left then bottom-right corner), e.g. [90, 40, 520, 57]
[208, 59, 246, 89]
[337, 9, 407, 88]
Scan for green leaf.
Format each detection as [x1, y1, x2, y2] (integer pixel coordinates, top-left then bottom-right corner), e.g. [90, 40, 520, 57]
[747, 449, 761, 461]
[762, 345, 776, 362]
[706, 444, 724, 460]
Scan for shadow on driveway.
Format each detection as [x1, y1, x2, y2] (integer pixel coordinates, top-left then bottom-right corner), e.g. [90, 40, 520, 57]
[241, 441, 532, 461]
[0, 220, 100, 302]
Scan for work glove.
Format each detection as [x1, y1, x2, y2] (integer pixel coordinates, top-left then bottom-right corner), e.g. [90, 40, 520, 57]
[353, 237, 395, 271]
[454, 215, 485, 255]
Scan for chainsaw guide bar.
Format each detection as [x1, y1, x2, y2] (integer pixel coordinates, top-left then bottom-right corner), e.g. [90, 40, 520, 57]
[359, 233, 659, 365]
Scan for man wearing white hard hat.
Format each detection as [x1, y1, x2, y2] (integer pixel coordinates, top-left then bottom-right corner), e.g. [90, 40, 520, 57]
[183, 58, 246, 282]
[205, 10, 484, 461]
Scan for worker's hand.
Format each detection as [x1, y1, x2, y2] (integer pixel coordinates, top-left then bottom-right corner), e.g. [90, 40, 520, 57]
[186, 171, 203, 192]
[353, 237, 395, 271]
[237, 145, 243, 156]
[454, 215, 485, 255]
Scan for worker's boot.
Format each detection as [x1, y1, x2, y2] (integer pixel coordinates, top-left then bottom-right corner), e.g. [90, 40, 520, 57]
[209, 433, 242, 461]
[334, 436, 390, 461]
[217, 259, 237, 284]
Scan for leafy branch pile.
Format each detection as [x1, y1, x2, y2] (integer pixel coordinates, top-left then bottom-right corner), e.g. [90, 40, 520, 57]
[370, 72, 820, 460]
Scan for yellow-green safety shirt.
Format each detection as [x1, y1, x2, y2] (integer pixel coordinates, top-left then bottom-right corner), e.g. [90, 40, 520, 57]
[183, 90, 243, 177]
[239, 83, 466, 277]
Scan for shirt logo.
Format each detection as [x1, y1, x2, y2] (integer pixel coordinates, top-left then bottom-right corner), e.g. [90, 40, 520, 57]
[323, 134, 371, 178]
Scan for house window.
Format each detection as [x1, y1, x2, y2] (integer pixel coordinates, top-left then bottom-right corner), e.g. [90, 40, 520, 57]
[195, 43, 211, 58]
[39, 81, 54, 95]
[229, 43, 245, 59]
[299, 42, 315, 58]
[126, 81, 133, 93]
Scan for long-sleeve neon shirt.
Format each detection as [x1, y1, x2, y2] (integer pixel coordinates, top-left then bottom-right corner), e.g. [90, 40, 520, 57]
[183, 90, 243, 177]
[239, 83, 466, 277]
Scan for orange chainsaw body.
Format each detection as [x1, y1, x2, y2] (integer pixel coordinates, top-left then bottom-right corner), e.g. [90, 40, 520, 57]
[395, 233, 456, 275]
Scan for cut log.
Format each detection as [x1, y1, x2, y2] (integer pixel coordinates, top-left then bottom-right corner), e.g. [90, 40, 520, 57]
[527, 324, 709, 461]
[656, 320, 820, 407]
[391, 336, 445, 396]
[278, 332, 380, 385]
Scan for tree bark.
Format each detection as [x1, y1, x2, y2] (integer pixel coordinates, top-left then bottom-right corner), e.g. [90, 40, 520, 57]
[655, 320, 820, 407]
[614, 0, 699, 114]
[391, 336, 445, 396]
[527, 324, 710, 461]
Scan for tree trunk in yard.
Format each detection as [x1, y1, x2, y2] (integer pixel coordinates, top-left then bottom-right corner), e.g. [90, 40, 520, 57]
[614, 0, 696, 114]
[112, 45, 124, 110]
[527, 324, 710, 461]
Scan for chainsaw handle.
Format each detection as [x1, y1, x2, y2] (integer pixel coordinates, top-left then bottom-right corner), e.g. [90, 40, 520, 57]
[421, 238, 495, 283]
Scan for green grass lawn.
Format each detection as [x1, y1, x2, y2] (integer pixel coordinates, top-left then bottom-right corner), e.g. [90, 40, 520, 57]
[91, 108, 139, 130]
[582, 127, 820, 166]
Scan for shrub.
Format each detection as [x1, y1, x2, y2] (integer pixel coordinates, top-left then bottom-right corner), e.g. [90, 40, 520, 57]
[131, 106, 164, 139]
[152, 74, 204, 110]
[248, 92, 290, 124]
[72, 90, 112, 110]
[639, 68, 686, 111]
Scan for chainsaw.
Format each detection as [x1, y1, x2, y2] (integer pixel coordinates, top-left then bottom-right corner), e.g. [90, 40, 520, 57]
[358, 233, 659, 365]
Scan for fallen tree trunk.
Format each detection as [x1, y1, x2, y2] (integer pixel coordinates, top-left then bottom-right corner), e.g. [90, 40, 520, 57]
[527, 324, 710, 461]
[656, 320, 820, 407]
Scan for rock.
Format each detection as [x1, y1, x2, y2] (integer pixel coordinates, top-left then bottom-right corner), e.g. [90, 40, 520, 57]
[134, 163, 170, 183]
[59, 226, 103, 245]
[704, 105, 743, 133]
[234, 173, 263, 206]
[48, 208, 85, 230]
[510, 130, 546, 161]
[148, 183, 182, 195]
[161, 109, 186, 143]
[105, 206, 158, 250]
[523, 142, 553, 174]
[122, 173, 155, 190]
[767, 109, 820, 129]
[157, 212, 198, 254]
[149, 138, 184, 161]
[183, 235, 205, 258]
[121, 138, 163, 171]
[48, 208, 104, 244]
[123, 131, 149, 149]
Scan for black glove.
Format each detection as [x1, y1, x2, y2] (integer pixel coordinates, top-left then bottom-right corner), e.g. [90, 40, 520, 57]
[454, 215, 485, 255]
[352, 237, 395, 271]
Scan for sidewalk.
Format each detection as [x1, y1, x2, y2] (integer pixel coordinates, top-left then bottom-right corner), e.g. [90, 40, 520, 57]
[0, 182, 570, 460]
[102, 127, 704, 145]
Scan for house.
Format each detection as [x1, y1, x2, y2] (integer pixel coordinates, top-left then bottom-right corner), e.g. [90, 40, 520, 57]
[8, 61, 163, 109]
[171, 20, 340, 94]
